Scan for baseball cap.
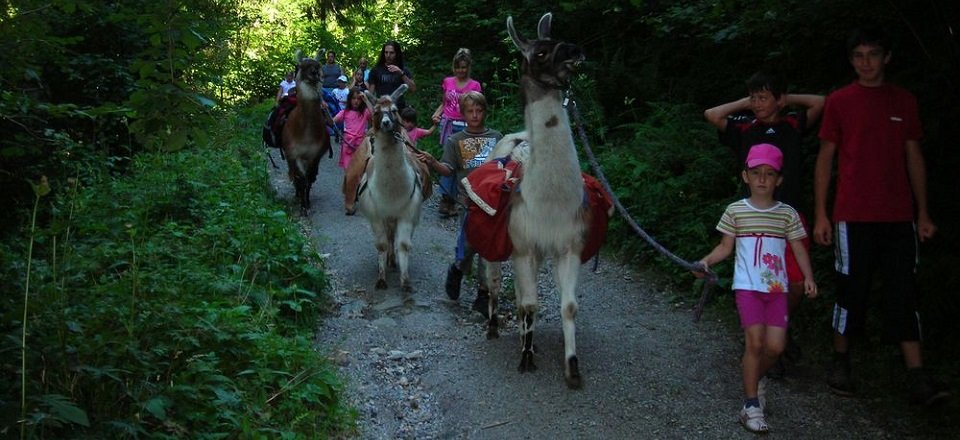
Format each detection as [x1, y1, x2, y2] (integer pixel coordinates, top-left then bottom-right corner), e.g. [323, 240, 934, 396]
[745, 143, 783, 171]
[337, 75, 348, 82]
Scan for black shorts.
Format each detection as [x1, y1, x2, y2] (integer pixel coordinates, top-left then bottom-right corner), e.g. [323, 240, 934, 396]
[831, 222, 922, 342]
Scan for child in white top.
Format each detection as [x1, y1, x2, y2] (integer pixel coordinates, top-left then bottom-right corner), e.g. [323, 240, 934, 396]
[695, 143, 818, 434]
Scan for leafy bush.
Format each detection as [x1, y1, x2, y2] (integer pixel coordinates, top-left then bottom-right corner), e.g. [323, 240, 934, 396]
[0, 108, 354, 438]
[596, 102, 737, 288]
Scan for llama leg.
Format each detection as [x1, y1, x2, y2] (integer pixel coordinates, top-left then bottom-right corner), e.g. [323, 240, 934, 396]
[395, 221, 414, 292]
[483, 259, 501, 339]
[369, 222, 389, 289]
[513, 253, 539, 373]
[555, 251, 583, 389]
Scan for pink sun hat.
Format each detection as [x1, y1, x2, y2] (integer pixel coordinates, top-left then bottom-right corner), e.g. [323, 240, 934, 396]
[745, 143, 783, 171]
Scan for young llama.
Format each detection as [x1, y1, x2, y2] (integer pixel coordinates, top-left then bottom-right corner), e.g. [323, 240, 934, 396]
[281, 50, 332, 214]
[478, 13, 592, 388]
[355, 85, 432, 291]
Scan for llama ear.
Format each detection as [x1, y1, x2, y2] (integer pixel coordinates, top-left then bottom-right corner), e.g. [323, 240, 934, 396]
[390, 84, 408, 102]
[507, 16, 531, 55]
[362, 91, 377, 109]
[537, 12, 552, 40]
[294, 49, 303, 63]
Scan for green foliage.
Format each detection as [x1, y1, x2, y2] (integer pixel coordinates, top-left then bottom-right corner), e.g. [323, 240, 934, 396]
[596, 102, 737, 287]
[0, 108, 354, 438]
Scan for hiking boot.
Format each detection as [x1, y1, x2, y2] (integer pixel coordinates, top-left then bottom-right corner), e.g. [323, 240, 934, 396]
[472, 289, 490, 318]
[907, 369, 951, 406]
[438, 196, 457, 218]
[738, 405, 769, 433]
[766, 358, 786, 380]
[827, 356, 855, 397]
[445, 264, 462, 300]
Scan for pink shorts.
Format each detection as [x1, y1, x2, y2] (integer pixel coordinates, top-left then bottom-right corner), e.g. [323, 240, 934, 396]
[735, 289, 788, 328]
[785, 213, 811, 284]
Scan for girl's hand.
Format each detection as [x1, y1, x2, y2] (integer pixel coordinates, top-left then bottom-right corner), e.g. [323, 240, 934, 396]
[691, 260, 709, 278]
[804, 278, 818, 298]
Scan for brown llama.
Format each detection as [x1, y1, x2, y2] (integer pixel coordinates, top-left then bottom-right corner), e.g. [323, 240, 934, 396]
[282, 50, 332, 214]
[476, 13, 596, 388]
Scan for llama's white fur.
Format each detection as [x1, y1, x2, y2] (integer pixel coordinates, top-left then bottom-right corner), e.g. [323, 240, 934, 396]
[356, 85, 425, 291]
[480, 13, 590, 388]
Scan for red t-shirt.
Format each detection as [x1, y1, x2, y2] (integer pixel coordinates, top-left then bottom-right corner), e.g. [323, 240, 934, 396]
[818, 82, 922, 222]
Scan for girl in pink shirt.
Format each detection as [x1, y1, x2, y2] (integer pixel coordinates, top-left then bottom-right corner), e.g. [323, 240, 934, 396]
[333, 88, 371, 169]
[400, 107, 436, 147]
[432, 48, 482, 216]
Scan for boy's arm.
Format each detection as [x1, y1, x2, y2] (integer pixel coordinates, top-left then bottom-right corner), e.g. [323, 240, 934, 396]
[784, 94, 826, 128]
[905, 139, 936, 241]
[703, 97, 750, 131]
[422, 122, 438, 136]
[416, 152, 452, 176]
[813, 139, 836, 246]
[432, 104, 443, 123]
[789, 238, 818, 298]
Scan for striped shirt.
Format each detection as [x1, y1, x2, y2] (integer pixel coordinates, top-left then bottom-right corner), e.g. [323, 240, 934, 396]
[716, 199, 806, 293]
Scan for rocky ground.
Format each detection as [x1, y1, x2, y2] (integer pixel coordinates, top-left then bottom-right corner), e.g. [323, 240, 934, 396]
[268, 147, 951, 439]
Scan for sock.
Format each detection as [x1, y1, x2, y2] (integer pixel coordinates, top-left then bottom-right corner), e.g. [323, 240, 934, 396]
[744, 397, 761, 409]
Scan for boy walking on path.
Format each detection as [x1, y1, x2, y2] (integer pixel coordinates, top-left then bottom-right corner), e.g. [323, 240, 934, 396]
[417, 92, 502, 315]
[704, 72, 824, 377]
[814, 27, 949, 406]
[696, 143, 818, 434]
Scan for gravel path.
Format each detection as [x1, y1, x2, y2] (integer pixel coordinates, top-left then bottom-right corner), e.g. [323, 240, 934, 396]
[268, 146, 940, 439]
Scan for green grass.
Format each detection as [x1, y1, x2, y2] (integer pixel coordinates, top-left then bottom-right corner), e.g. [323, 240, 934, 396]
[0, 104, 355, 438]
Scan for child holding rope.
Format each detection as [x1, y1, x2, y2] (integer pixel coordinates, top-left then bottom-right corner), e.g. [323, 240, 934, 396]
[694, 143, 818, 434]
[704, 72, 824, 378]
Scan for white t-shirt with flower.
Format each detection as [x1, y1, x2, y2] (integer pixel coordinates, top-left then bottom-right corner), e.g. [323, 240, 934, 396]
[716, 199, 806, 293]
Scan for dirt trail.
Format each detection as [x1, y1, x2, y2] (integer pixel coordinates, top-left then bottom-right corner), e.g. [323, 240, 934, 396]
[268, 147, 924, 439]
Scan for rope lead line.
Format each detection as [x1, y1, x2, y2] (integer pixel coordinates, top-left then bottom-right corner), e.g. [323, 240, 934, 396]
[565, 91, 718, 322]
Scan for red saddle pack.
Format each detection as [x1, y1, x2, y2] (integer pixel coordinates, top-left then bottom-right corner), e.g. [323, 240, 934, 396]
[463, 158, 613, 263]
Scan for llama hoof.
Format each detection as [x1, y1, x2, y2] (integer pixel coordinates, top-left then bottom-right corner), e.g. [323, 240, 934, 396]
[486, 327, 499, 340]
[518, 350, 537, 373]
[401, 283, 413, 293]
[375, 279, 387, 290]
[565, 356, 583, 389]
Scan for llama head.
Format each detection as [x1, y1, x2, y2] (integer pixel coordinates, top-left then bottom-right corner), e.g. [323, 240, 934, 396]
[507, 12, 584, 89]
[363, 84, 408, 134]
[293, 49, 323, 88]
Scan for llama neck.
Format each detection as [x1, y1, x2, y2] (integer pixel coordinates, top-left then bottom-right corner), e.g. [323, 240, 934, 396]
[371, 131, 414, 186]
[521, 77, 581, 181]
[296, 85, 323, 126]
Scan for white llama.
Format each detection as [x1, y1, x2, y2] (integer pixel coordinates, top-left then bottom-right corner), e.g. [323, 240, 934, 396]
[355, 84, 429, 291]
[479, 13, 592, 388]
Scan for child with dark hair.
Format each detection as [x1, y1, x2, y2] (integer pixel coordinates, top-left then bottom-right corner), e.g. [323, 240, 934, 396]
[815, 26, 949, 406]
[333, 88, 371, 170]
[704, 71, 824, 378]
[695, 143, 818, 434]
[399, 107, 436, 147]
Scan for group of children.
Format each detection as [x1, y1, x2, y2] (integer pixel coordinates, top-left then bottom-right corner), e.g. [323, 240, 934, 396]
[695, 27, 948, 433]
[308, 26, 948, 436]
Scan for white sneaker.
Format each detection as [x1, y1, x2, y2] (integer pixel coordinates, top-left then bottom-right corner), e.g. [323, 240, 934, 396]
[739, 405, 769, 433]
[758, 377, 769, 410]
